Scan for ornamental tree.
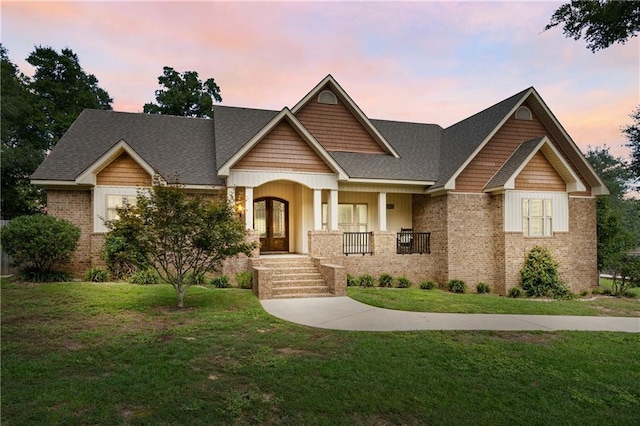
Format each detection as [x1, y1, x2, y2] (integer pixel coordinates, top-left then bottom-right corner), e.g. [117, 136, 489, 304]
[105, 182, 255, 307]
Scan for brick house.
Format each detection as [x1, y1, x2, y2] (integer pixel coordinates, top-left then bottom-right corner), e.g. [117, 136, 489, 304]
[32, 75, 608, 298]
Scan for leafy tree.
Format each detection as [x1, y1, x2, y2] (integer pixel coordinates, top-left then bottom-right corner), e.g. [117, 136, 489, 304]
[623, 106, 640, 180]
[586, 146, 632, 200]
[106, 181, 255, 307]
[544, 0, 640, 52]
[1, 45, 112, 219]
[143, 66, 222, 118]
[595, 196, 635, 272]
[1, 45, 48, 218]
[0, 214, 80, 275]
[27, 46, 113, 145]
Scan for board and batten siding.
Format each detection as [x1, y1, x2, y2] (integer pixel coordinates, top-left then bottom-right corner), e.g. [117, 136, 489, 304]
[514, 151, 566, 191]
[295, 94, 387, 154]
[504, 191, 569, 233]
[234, 121, 332, 173]
[455, 105, 588, 194]
[96, 153, 151, 186]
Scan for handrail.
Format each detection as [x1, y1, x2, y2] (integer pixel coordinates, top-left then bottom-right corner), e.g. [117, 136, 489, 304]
[397, 231, 430, 254]
[343, 232, 372, 255]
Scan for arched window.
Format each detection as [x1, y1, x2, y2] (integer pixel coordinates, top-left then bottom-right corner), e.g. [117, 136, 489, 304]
[318, 90, 337, 105]
[515, 106, 532, 120]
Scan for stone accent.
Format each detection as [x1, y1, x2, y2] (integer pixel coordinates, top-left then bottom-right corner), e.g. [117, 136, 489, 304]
[308, 231, 343, 259]
[222, 230, 261, 279]
[46, 189, 93, 275]
[252, 266, 272, 299]
[318, 262, 346, 296]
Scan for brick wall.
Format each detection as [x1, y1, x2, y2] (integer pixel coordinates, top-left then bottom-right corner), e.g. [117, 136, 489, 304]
[413, 194, 448, 284]
[503, 197, 597, 294]
[46, 190, 93, 275]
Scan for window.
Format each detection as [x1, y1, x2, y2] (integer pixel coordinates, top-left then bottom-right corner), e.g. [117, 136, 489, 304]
[322, 203, 367, 231]
[522, 199, 552, 236]
[318, 89, 337, 105]
[106, 195, 137, 221]
[515, 106, 532, 120]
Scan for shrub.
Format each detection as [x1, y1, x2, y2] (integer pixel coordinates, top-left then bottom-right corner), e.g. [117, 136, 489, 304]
[476, 282, 490, 294]
[521, 246, 571, 299]
[129, 268, 159, 285]
[211, 275, 231, 288]
[186, 272, 206, 285]
[84, 267, 110, 282]
[102, 234, 146, 280]
[359, 274, 374, 287]
[378, 273, 394, 288]
[396, 276, 412, 288]
[508, 287, 523, 298]
[19, 267, 73, 283]
[347, 274, 358, 287]
[236, 271, 253, 289]
[0, 214, 80, 277]
[447, 279, 467, 294]
[419, 280, 437, 290]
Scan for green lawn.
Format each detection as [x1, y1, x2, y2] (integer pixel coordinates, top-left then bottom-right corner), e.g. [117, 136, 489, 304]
[347, 287, 640, 317]
[2, 280, 640, 425]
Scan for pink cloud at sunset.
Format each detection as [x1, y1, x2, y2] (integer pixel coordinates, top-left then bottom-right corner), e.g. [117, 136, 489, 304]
[2, 1, 638, 159]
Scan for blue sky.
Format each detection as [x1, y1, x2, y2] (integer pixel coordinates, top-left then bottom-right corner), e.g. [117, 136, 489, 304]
[2, 1, 638, 158]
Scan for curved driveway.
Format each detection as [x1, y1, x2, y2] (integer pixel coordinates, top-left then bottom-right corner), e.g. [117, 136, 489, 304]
[261, 296, 640, 333]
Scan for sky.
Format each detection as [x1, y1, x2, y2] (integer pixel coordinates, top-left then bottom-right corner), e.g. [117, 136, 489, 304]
[2, 0, 638, 159]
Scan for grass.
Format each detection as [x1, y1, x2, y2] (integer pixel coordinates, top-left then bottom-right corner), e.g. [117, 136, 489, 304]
[2, 279, 640, 425]
[347, 287, 640, 317]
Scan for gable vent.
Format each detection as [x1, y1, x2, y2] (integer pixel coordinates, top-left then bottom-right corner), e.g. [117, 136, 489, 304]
[515, 106, 532, 120]
[318, 90, 338, 105]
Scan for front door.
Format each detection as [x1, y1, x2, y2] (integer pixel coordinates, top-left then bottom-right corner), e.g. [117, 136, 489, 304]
[254, 197, 289, 253]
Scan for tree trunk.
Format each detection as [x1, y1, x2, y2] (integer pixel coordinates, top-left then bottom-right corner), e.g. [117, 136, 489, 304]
[177, 285, 186, 308]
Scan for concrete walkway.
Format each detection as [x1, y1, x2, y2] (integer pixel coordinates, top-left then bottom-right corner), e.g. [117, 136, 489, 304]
[261, 296, 640, 332]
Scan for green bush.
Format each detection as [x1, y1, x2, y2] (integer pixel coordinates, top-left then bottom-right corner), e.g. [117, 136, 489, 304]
[396, 276, 412, 288]
[508, 287, 523, 298]
[359, 274, 374, 287]
[347, 274, 358, 287]
[186, 272, 206, 285]
[129, 268, 159, 285]
[521, 246, 571, 299]
[623, 289, 637, 298]
[236, 271, 253, 289]
[378, 273, 394, 288]
[1, 214, 80, 278]
[476, 282, 490, 294]
[102, 233, 146, 280]
[419, 280, 437, 290]
[19, 267, 73, 283]
[84, 267, 110, 282]
[447, 279, 467, 294]
[211, 275, 231, 288]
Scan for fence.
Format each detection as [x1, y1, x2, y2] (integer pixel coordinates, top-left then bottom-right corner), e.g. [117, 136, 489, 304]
[0, 220, 18, 275]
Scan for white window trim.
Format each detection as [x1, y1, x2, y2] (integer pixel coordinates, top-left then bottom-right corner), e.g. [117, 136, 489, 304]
[504, 191, 568, 234]
[522, 198, 552, 237]
[94, 186, 146, 233]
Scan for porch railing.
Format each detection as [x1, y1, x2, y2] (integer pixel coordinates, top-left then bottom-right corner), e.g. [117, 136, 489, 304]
[397, 230, 431, 254]
[343, 232, 372, 255]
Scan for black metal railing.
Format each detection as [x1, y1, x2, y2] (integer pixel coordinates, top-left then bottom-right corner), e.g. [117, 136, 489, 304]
[397, 230, 430, 254]
[343, 232, 373, 255]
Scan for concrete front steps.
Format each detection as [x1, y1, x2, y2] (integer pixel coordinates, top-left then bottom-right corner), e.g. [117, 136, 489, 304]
[254, 255, 333, 299]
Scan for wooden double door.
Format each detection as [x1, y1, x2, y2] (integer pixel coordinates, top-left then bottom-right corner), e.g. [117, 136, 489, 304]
[254, 197, 289, 253]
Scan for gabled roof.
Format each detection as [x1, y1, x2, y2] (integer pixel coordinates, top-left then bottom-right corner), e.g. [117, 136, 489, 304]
[32, 109, 221, 186]
[292, 74, 400, 158]
[217, 107, 348, 180]
[484, 136, 587, 193]
[433, 88, 531, 191]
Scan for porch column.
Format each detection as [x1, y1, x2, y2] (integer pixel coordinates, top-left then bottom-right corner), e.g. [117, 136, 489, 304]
[329, 189, 338, 231]
[378, 192, 387, 231]
[313, 189, 322, 230]
[245, 187, 254, 230]
[226, 187, 236, 207]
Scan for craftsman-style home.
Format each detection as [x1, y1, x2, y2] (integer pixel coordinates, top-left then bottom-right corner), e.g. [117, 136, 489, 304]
[32, 75, 607, 298]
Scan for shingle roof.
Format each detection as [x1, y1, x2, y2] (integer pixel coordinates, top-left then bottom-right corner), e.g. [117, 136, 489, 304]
[32, 110, 220, 186]
[33, 87, 541, 188]
[434, 87, 531, 189]
[485, 136, 544, 190]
